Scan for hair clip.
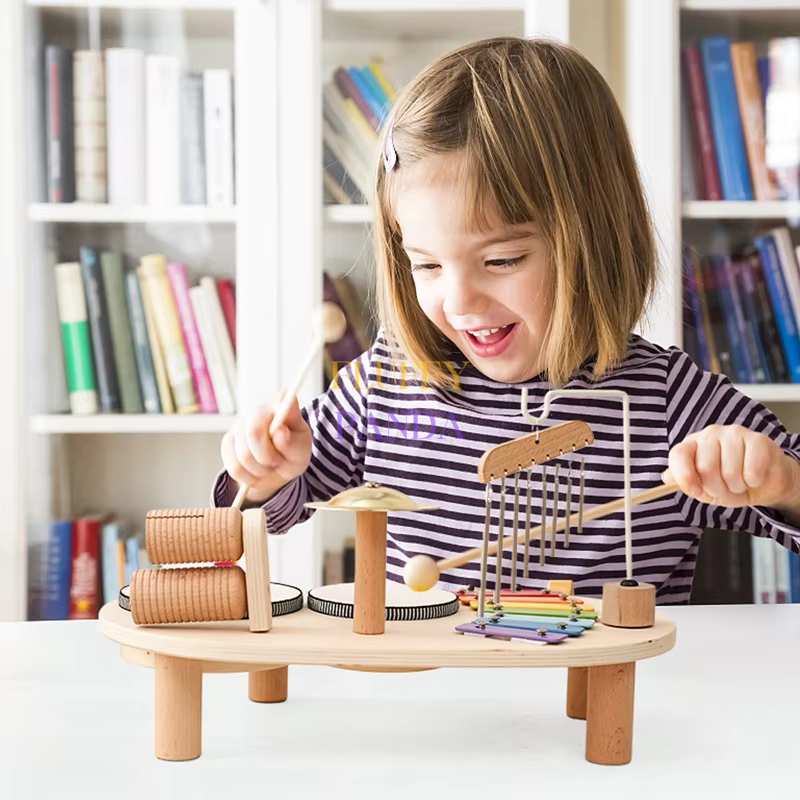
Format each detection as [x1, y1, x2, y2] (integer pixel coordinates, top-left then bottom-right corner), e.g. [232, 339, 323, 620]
[383, 122, 398, 172]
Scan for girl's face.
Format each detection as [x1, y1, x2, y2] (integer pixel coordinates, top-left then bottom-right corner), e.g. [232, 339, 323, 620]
[394, 158, 554, 384]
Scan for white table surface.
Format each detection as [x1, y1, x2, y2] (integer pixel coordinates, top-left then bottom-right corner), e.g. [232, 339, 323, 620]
[1, 604, 797, 800]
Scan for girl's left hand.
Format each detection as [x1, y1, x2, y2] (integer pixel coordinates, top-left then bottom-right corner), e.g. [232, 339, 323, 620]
[663, 424, 800, 509]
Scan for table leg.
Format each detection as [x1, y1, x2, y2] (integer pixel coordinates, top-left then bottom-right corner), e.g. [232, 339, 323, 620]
[566, 666, 588, 720]
[585, 661, 635, 765]
[154, 655, 202, 761]
[249, 666, 288, 703]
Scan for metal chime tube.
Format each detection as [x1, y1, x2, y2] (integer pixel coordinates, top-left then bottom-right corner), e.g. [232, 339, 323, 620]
[511, 471, 520, 591]
[493, 473, 507, 605]
[477, 482, 492, 619]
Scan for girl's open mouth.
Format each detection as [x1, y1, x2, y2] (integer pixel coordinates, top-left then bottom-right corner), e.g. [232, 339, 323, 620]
[463, 323, 518, 358]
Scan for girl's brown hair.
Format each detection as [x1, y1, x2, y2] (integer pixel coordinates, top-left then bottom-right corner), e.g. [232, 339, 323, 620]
[373, 36, 656, 387]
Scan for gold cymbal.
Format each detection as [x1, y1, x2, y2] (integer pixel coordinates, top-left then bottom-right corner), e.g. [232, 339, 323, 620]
[304, 482, 438, 512]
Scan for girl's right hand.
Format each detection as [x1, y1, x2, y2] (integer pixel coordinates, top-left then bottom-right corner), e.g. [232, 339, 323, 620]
[220, 394, 312, 504]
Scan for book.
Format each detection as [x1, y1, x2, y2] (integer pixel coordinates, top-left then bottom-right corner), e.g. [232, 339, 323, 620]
[44, 44, 76, 203]
[54, 261, 98, 414]
[101, 251, 144, 413]
[138, 254, 198, 413]
[80, 246, 121, 412]
[105, 48, 145, 205]
[145, 54, 180, 206]
[73, 50, 107, 203]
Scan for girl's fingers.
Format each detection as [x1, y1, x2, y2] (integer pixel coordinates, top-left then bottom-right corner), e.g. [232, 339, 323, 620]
[221, 430, 262, 486]
[667, 439, 703, 497]
[719, 427, 747, 496]
[742, 432, 772, 491]
[234, 425, 269, 478]
[694, 434, 725, 500]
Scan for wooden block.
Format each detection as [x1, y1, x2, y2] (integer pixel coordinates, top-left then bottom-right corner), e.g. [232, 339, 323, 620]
[249, 667, 288, 703]
[601, 581, 656, 628]
[131, 565, 247, 624]
[478, 421, 593, 482]
[567, 666, 588, 719]
[353, 510, 387, 635]
[586, 662, 635, 765]
[242, 508, 272, 632]
[547, 579, 574, 595]
[145, 507, 242, 564]
[154, 655, 202, 761]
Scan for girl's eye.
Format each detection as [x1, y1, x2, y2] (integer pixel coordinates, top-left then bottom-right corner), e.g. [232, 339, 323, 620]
[486, 256, 526, 268]
[410, 263, 440, 272]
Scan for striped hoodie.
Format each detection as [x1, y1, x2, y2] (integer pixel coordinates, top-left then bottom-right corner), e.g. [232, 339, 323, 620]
[212, 332, 800, 604]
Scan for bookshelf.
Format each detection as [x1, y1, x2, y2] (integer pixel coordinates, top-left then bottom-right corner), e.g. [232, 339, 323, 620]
[9, 0, 795, 620]
[0, 0, 292, 622]
[626, 0, 800, 603]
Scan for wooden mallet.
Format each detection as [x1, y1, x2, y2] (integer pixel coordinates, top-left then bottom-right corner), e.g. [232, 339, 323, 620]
[403, 481, 679, 600]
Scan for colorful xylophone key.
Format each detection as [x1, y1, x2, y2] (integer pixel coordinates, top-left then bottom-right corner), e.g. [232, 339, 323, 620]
[473, 615, 586, 636]
[456, 620, 568, 645]
[476, 602, 597, 620]
[487, 612, 595, 629]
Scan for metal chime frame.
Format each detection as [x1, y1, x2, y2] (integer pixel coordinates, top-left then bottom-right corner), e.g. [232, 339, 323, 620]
[474, 388, 635, 618]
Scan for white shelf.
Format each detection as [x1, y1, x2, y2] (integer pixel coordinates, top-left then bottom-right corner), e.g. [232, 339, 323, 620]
[682, 201, 800, 220]
[30, 414, 236, 434]
[735, 385, 800, 403]
[26, 0, 237, 9]
[324, 204, 373, 224]
[682, 0, 800, 10]
[28, 203, 237, 224]
[323, 0, 525, 40]
[327, 0, 526, 10]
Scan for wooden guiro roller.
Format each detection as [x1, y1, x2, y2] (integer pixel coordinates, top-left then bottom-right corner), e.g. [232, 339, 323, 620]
[129, 302, 347, 632]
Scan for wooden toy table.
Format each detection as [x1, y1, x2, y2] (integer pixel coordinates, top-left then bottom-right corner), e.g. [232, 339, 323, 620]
[98, 595, 676, 765]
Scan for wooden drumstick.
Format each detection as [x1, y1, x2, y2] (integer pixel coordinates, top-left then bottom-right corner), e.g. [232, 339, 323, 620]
[403, 481, 680, 592]
[232, 302, 347, 508]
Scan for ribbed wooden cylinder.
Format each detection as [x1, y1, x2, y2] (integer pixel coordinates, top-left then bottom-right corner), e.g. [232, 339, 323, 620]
[145, 508, 243, 564]
[130, 566, 247, 624]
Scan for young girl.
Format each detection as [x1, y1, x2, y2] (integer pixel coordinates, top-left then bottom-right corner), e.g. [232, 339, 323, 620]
[213, 37, 800, 603]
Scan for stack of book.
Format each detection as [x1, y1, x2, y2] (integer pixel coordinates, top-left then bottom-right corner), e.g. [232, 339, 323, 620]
[681, 34, 800, 202]
[54, 249, 236, 415]
[44, 44, 234, 207]
[322, 62, 396, 205]
[682, 225, 800, 385]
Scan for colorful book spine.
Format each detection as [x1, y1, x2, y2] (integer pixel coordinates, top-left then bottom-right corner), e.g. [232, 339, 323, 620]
[166, 260, 217, 413]
[44, 44, 76, 203]
[43, 520, 73, 620]
[754, 234, 800, 382]
[124, 270, 161, 413]
[80, 246, 121, 412]
[69, 515, 101, 620]
[54, 261, 98, 414]
[139, 254, 197, 413]
[701, 37, 754, 201]
[101, 251, 144, 413]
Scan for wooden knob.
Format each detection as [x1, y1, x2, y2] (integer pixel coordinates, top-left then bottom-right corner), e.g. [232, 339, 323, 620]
[145, 507, 243, 564]
[131, 565, 247, 624]
[600, 581, 655, 628]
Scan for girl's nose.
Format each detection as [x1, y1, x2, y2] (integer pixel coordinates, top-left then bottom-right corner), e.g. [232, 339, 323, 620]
[442, 275, 487, 316]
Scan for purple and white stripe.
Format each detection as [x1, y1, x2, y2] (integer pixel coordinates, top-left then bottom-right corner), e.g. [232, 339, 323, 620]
[213, 333, 800, 604]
